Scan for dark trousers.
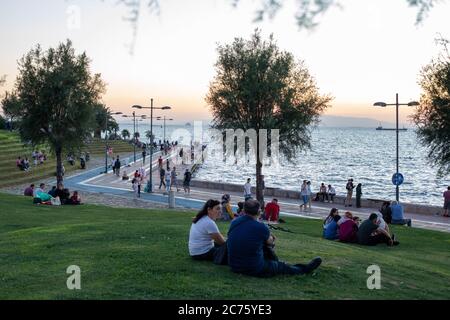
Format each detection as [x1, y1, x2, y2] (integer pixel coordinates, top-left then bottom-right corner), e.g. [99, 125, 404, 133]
[356, 195, 361, 208]
[138, 185, 141, 197]
[159, 177, 166, 189]
[191, 247, 217, 261]
[367, 233, 391, 246]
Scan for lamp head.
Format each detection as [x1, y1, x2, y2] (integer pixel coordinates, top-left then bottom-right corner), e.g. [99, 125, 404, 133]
[132, 105, 143, 109]
[161, 106, 171, 110]
[373, 102, 387, 107]
[407, 101, 419, 107]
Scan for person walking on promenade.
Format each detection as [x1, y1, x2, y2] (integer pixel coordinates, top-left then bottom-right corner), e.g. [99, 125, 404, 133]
[159, 167, 166, 190]
[345, 179, 355, 207]
[166, 159, 170, 171]
[183, 169, 192, 194]
[244, 178, 252, 200]
[443, 186, 450, 217]
[327, 184, 336, 203]
[113, 156, 121, 177]
[165, 170, 171, 193]
[171, 166, 180, 192]
[307, 181, 312, 211]
[142, 147, 147, 165]
[299, 180, 308, 212]
[356, 183, 362, 208]
[158, 156, 163, 169]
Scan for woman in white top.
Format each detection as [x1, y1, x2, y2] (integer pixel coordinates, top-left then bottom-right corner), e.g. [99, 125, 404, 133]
[189, 199, 226, 261]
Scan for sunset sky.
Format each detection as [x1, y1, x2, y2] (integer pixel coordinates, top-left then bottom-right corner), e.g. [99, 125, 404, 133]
[1, 0, 450, 125]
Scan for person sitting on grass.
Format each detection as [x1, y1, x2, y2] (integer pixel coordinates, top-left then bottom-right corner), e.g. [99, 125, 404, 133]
[48, 186, 57, 198]
[227, 199, 322, 278]
[391, 201, 412, 227]
[188, 199, 226, 261]
[323, 215, 341, 240]
[265, 198, 280, 223]
[55, 183, 70, 205]
[66, 191, 81, 205]
[357, 213, 399, 247]
[24, 184, 35, 197]
[338, 212, 360, 243]
[220, 194, 234, 221]
[16, 157, 24, 170]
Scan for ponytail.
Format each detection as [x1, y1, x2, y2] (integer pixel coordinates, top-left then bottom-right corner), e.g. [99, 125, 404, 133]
[193, 199, 220, 223]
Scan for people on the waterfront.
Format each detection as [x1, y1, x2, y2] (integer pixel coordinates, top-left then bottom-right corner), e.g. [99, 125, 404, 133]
[183, 169, 192, 194]
[158, 156, 163, 169]
[323, 208, 341, 240]
[379, 201, 392, 224]
[356, 183, 362, 208]
[306, 181, 312, 211]
[67, 191, 81, 205]
[142, 147, 147, 165]
[113, 156, 121, 176]
[48, 186, 57, 198]
[171, 167, 180, 192]
[55, 183, 70, 204]
[23, 184, 35, 197]
[299, 180, 308, 212]
[345, 179, 355, 207]
[264, 198, 280, 223]
[327, 184, 336, 203]
[319, 183, 327, 202]
[132, 177, 139, 198]
[227, 199, 322, 277]
[165, 170, 171, 193]
[391, 201, 412, 227]
[188, 199, 226, 261]
[443, 186, 450, 217]
[122, 171, 129, 181]
[159, 167, 166, 189]
[244, 178, 252, 200]
[221, 194, 234, 221]
[357, 213, 399, 246]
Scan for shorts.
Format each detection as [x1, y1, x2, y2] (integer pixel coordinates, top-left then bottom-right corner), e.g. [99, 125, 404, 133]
[444, 201, 450, 210]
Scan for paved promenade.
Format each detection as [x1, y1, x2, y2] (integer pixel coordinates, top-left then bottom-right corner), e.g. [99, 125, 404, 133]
[62, 150, 450, 233]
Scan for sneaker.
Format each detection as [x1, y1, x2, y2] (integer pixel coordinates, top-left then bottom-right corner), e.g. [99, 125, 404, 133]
[407, 220, 412, 227]
[393, 240, 400, 246]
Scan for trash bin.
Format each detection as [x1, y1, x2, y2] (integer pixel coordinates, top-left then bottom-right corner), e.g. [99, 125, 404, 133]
[168, 190, 175, 208]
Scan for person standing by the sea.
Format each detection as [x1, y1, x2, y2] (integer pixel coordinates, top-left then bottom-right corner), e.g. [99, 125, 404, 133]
[299, 180, 308, 212]
[307, 181, 312, 211]
[244, 178, 252, 200]
[356, 183, 362, 208]
[443, 186, 450, 217]
[345, 179, 355, 207]
[142, 147, 147, 165]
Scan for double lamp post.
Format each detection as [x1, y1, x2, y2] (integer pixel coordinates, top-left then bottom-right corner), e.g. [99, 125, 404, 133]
[373, 93, 419, 202]
[133, 99, 171, 193]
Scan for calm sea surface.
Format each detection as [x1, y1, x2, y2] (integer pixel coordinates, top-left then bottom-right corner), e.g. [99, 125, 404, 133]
[119, 123, 450, 206]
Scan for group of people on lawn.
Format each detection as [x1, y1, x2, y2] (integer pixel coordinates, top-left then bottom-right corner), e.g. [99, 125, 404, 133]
[189, 196, 415, 278]
[24, 182, 81, 206]
[16, 151, 48, 171]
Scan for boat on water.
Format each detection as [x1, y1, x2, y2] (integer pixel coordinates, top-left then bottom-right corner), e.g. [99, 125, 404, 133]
[376, 126, 407, 131]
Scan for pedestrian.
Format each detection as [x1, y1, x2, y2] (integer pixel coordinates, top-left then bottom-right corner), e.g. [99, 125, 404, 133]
[132, 178, 139, 198]
[114, 156, 121, 177]
[183, 169, 192, 194]
[166, 159, 170, 171]
[345, 179, 355, 207]
[179, 148, 184, 165]
[299, 180, 308, 212]
[356, 183, 362, 208]
[159, 167, 166, 190]
[171, 167, 180, 192]
[158, 156, 163, 169]
[142, 147, 147, 165]
[244, 178, 252, 200]
[165, 170, 171, 193]
[443, 186, 450, 217]
[307, 181, 312, 211]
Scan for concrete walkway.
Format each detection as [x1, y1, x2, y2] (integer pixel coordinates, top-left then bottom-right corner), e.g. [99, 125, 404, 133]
[63, 151, 450, 234]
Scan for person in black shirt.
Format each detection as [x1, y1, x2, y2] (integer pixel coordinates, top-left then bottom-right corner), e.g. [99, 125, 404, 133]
[183, 169, 192, 194]
[357, 213, 399, 246]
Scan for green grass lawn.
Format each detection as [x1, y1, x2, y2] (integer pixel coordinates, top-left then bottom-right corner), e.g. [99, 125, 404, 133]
[0, 130, 134, 188]
[1, 192, 449, 300]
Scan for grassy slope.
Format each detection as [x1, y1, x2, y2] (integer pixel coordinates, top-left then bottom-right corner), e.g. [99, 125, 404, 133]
[0, 193, 449, 300]
[0, 130, 134, 188]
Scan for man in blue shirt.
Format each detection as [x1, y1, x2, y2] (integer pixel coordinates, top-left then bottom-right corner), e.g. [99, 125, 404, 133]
[390, 201, 412, 227]
[227, 199, 322, 277]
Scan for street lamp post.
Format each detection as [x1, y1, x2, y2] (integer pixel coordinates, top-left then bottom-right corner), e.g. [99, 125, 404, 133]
[122, 113, 146, 162]
[132, 101, 171, 193]
[373, 93, 419, 202]
[156, 116, 174, 143]
[105, 111, 122, 174]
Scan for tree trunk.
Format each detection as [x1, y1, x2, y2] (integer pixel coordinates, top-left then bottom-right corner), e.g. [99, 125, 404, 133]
[56, 145, 63, 184]
[255, 133, 265, 210]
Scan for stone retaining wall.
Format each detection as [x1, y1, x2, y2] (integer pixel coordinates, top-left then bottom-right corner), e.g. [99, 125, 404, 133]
[190, 179, 442, 216]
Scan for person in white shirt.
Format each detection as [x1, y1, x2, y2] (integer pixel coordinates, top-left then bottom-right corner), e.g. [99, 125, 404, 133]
[244, 178, 252, 200]
[188, 199, 226, 261]
[327, 184, 336, 203]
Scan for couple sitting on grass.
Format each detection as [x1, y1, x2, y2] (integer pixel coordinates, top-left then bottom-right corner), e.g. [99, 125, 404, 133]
[188, 198, 322, 278]
[29, 182, 81, 206]
[323, 208, 399, 246]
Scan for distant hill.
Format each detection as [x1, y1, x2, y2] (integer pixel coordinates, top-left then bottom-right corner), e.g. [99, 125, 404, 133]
[318, 115, 407, 128]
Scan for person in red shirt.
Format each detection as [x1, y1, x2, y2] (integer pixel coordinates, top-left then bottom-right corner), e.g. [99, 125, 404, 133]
[443, 186, 450, 217]
[265, 199, 280, 222]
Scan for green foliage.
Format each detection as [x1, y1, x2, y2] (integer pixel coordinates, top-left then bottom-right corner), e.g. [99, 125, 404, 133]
[207, 30, 332, 204]
[9, 39, 106, 183]
[0, 115, 5, 129]
[121, 129, 131, 140]
[93, 103, 120, 138]
[413, 38, 450, 177]
[0, 192, 449, 299]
